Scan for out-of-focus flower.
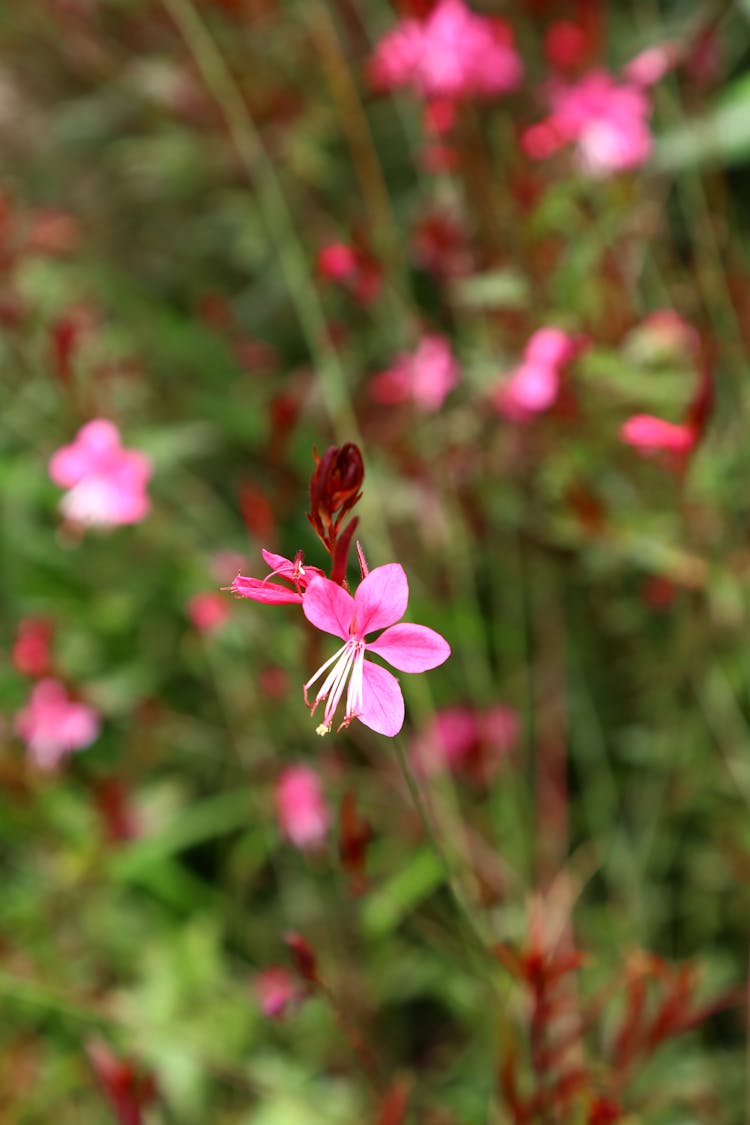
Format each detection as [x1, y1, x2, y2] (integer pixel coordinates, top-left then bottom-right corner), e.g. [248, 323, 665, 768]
[210, 550, 246, 584]
[412, 704, 519, 782]
[230, 549, 325, 605]
[624, 43, 677, 88]
[12, 617, 53, 678]
[524, 70, 652, 176]
[87, 1038, 157, 1125]
[49, 419, 151, 528]
[492, 327, 581, 420]
[624, 310, 700, 364]
[411, 208, 471, 279]
[544, 20, 590, 72]
[370, 0, 523, 101]
[620, 414, 696, 456]
[15, 678, 100, 771]
[188, 592, 231, 633]
[303, 563, 450, 737]
[275, 765, 329, 851]
[370, 334, 459, 412]
[255, 966, 300, 1019]
[316, 241, 381, 305]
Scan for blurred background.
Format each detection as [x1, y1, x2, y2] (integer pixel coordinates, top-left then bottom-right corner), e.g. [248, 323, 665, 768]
[3, 0, 750, 1121]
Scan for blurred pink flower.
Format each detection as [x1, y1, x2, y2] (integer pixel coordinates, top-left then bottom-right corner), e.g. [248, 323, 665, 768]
[370, 0, 522, 100]
[626, 310, 700, 363]
[316, 240, 381, 305]
[370, 334, 459, 412]
[524, 70, 652, 176]
[275, 765, 330, 851]
[624, 43, 677, 88]
[544, 20, 590, 72]
[15, 678, 100, 771]
[317, 242, 358, 282]
[412, 704, 519, 782]
[620, 414, 696, 455]
[188, 592, 231, 633]
[49, 419, 151, 527]
[12, 617, 53, 677]
[492, 327, 580, 420]
[255, 967, 300, 1019]
[230, 549, 325, 605]
[303, 563, 450, 737]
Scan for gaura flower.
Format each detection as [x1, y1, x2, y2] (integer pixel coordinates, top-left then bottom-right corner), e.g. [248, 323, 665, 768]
[303, 563, 450, 737]
[620, 414, 696, 455]
[230, 549, 325, 605]
[275, 765, 330, 851]
[15, 678, 100, 771]
[370, 334, 459, 412]
[492, 327, 581, 420]
[49, 419, 151, 528]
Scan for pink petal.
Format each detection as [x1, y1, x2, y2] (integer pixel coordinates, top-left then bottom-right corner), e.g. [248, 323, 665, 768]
[354, 564, 408, 635]
[367, 623, 451, 672]
[359, 660, 405, 736]
[620, 414, 695, 454]
[302, 575, 354, 639]
[231, 575, 302, 604]
[261, 549, 295, 575]
[78, 419, 122, 454]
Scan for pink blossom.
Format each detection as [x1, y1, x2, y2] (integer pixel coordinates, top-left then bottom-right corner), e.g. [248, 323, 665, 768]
[317, 242, 358, 283]
[370, 0, 522, 101]
[49, 419, 151, 527]
[275, 765, 329, 851]
[15, 678, 100, 771]
[620, 414, 696, 455]
[624, 43, 676, 88]
[255, 967, 299, 1019]
[544, 20, 590, 72]
[230, 549, 325, 605]
[524, 70, 652, 177]
[412, 704, 519, 782]
[370, 334, 459, 412]
[303, 563, 450, 737]
[492, 327, 580, 420]
[188, 592, 231, 633]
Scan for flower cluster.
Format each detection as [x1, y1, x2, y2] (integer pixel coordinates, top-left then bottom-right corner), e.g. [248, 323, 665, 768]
[49, 419, 151, 528]
[492, 327, 582, 420]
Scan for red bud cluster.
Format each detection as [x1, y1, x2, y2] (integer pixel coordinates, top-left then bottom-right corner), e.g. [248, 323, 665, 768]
[307, 443, 364, 584]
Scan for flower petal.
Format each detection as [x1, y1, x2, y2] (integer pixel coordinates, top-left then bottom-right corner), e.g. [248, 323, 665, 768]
[354, 563, 408, 635]
[359, 660, 405, 736]
[303, 575, 354, 639]
[367, 623, 450, 671]
[231, 575, 302, 604]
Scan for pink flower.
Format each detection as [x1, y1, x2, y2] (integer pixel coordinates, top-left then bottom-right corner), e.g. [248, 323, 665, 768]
[275, 765, 329, 851]
[303, 563, 450, 737]
[370, 334, 459, 412]
[370, 0, 523, 101]
[624, 43, 676, 88]
[620, 414, 696, 455]
[15, 678, 100, 771]
[254, 967, 300, 1019]
[492, 327, 580, 420]
[49, 419, 151, 527]
[412, 704, 519, 782]
[317, 242, 358, 282]
[524, 70, 652, 176]
[230, 549, 325, 605]
[188, 592, 231, 633]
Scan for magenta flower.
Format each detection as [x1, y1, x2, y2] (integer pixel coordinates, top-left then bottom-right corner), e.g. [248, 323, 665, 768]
[275, 765, 330, 851]
[370, 0, 522, 101]
[15, 678, 100, 771]
[188, 592, 231, 633]
[412, 704, 519, 782]
[620, 414, 696, 456]
[492, 327, 581, 420]
[254, 967, 300, 1020]
[303, 564, 450, 737]
[524, 70, 652, 177]
[230, 549, 325, 605]
[49, 419, 151, 527]
[370, 334, 459, 412]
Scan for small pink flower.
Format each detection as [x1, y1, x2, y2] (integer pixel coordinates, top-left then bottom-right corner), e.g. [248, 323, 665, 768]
[230, 549, 325, 605]
[492, 327, 580, 420]
[255, 967, 300, 1019]
[544, 20, 590, 72]
[370, 334, 459, 412]
[525, 70, 652, 177]
[275, 765, 330, 851]
[370, 0, 523, 101]
[303, 563, 450, 737]
[620, 414, 696, 455]
[317, 242, 358, 283]
[624, 43, 677, 88]
[15, 678, 100, 771]
[49, 419, 151, 527]
[188, 592, 231, 633]
[412, 704, 519, 782]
